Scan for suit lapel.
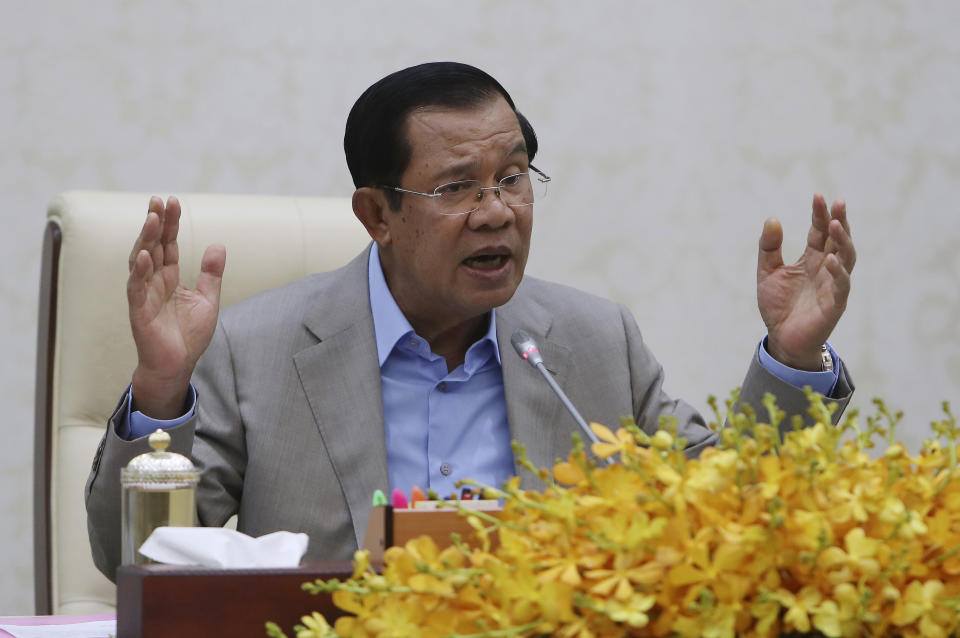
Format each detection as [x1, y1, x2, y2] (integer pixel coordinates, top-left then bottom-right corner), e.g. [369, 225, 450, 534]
[497, 282, 575, 487]
[293, 247, 388, 549]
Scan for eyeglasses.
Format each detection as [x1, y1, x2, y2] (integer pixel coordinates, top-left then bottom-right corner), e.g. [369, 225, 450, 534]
[384, 165, 551, 216]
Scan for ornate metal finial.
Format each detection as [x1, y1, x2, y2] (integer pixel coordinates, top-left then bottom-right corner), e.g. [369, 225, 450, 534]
[148, 428, 171, 453]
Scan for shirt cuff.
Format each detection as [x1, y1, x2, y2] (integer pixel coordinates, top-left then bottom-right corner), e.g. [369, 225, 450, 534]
[758, 337, 839, 396]
[120, 384, 198, 440]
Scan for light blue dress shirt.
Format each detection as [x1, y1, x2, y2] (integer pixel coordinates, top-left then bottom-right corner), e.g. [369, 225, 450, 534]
[368, 245, 514, 496]
[124, 246, 840, 492]
[758, 337, 838, 396]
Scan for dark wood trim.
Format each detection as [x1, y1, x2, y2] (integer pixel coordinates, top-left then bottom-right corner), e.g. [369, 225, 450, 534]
[116, 562, 353, 637]
[34, 221, 61, 615]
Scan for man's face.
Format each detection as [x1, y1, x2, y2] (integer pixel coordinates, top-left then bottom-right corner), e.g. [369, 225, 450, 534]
[377, 97, 532, 335]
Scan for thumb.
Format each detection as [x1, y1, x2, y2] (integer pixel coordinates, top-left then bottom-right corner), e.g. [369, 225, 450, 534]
[196, 244, 226, 304]
[757, 218, 784, 278]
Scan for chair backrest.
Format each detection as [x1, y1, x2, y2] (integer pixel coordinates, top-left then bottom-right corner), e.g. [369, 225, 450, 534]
[34, 191, 369, 614]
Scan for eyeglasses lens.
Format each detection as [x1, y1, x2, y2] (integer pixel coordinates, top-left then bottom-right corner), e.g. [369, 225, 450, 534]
[436, 173, 547, 215]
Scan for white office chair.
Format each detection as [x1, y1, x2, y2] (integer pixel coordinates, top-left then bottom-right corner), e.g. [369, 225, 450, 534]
[34, 191, 369, 614]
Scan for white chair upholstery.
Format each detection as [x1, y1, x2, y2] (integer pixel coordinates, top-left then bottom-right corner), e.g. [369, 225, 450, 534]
[34, 191, 369, 614]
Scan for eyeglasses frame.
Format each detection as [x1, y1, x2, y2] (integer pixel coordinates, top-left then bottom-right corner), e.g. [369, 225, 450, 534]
[383, 165, 551, 216]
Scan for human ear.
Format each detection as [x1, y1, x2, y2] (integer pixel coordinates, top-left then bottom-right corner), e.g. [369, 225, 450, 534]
[352, 188, 392, 247]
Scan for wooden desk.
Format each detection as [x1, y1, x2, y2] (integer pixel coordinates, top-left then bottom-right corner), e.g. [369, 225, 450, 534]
[116, 562, 353, 638]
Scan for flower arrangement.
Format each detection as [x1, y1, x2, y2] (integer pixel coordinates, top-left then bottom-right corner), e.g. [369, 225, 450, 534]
[267, 391, 960, 638]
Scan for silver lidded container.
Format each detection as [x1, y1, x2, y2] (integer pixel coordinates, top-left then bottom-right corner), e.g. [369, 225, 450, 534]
[121, 428, 199, 565]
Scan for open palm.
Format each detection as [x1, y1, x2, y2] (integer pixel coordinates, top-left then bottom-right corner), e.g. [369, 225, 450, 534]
[128, 196, 225, 418]
[757, 194, 855, 370]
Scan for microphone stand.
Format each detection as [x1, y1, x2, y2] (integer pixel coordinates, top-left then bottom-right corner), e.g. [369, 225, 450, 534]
[510, 330, 612, 464]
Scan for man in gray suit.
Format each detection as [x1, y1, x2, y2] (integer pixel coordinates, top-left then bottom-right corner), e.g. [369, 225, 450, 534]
[86, 62, 856, 580]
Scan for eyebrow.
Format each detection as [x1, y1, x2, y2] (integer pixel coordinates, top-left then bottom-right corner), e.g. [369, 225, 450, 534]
[429, 141, 529, 183]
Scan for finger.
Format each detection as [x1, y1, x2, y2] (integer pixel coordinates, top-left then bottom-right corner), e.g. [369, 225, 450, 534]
[805, 192, 830, 253]
[147, 194, 164, 218]
[823, 252, 851, 310]
[146, 194, 166, 257]
[830, 198, 851, 237]
[126, 249, 154, 310]
[196, 244, 226, 306]
[128, 203, 163, 271]
[161, 196, 182, 267]
[147, 195, 171, 269]
[829, 218, 857, 274]
[149, 234, 165, 272]
[757, 217, 784, 278]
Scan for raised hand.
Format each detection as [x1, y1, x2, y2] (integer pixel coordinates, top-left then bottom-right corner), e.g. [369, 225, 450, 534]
[128, 196, 226, 418]
[757, 193, 856, 371]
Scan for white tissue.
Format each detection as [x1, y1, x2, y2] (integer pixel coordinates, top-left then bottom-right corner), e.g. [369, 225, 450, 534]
[138, 527, 308, 568]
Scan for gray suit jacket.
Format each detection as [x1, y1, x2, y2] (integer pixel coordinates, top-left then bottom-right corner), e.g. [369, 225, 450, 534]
[85, 246, 853, 579]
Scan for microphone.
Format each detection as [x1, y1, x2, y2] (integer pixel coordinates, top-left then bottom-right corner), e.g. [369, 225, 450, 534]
[510, 330, 610, 462]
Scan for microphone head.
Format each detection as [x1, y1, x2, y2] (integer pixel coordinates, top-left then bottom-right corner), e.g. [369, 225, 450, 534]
[511, 329, 543, 366]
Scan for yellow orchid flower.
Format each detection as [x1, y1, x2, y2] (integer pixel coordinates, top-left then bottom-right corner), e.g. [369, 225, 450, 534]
[553, 457, 588, 486]
[779, 586, 824, 634]
[589, 422, 637, 459]
[273, 396, 960, 638]
[603, 593, 655, 627]
[295, 612, 336, 638]
[891, 579, 944, 627]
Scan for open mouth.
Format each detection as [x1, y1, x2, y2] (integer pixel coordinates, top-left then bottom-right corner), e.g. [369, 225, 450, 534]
[462, 254, 509, 270]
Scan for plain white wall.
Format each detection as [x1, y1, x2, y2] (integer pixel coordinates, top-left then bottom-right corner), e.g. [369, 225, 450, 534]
[3, 0, 958, 613]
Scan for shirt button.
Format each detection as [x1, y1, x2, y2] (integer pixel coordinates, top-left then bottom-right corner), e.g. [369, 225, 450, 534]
[437, 381, 447, 392]
[407, 338, 418, 348]
[440, 463, 452, 476]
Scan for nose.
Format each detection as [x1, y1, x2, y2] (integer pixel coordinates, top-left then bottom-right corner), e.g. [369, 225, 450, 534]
[468, 185, 514, 230]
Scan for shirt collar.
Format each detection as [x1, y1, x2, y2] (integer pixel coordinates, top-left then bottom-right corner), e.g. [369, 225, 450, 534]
[368, 244, 501, 367]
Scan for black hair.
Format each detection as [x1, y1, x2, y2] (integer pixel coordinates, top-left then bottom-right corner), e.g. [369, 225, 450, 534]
[344, 62, 538, 209]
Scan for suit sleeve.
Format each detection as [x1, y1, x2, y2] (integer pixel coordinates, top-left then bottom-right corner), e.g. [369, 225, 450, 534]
[619, 305, 721, 457]
[618, 305, 855, 457]
[736, 344, 855, 436]
[84, 317, 246, 581]
[84, 393, 199, 581]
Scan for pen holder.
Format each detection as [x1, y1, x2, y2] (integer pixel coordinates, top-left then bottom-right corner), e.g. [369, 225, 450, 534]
[361, 500, 501, 566]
